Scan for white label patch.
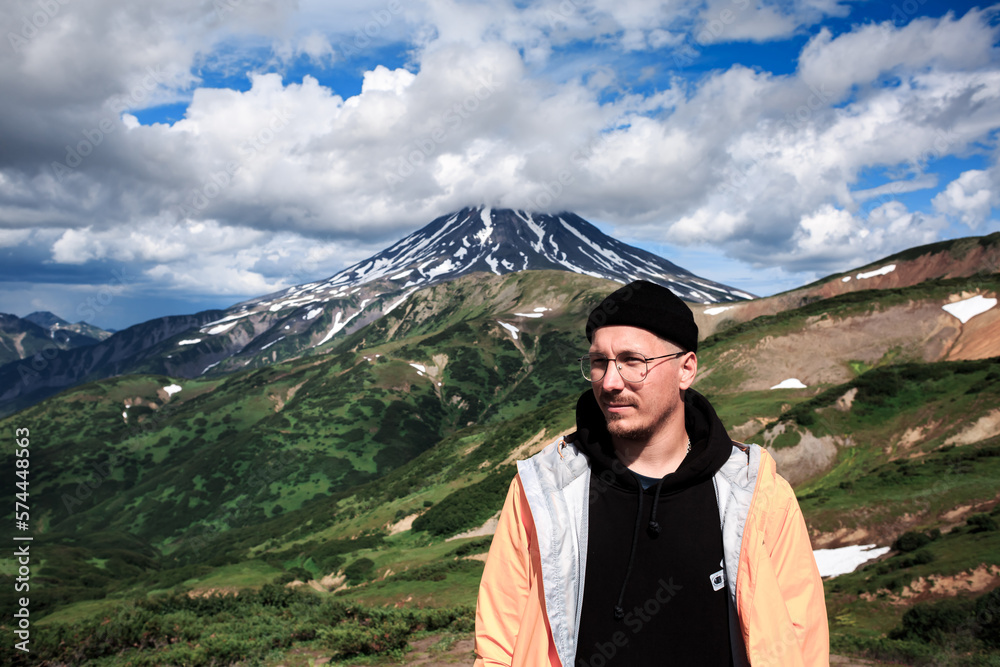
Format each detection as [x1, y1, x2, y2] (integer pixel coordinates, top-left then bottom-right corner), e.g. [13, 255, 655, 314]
[710, 569, 725, 592]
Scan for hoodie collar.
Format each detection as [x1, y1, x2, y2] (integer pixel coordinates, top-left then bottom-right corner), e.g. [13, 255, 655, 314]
[574, 387, 733, 493]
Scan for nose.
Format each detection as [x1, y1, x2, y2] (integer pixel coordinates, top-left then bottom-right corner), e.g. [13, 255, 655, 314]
[601, 361, 626, 391]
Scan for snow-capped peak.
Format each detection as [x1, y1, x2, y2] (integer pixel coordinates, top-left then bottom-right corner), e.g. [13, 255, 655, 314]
[310, 207, 749, 303]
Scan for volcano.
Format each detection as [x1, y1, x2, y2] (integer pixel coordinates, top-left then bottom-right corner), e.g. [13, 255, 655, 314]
[318, 207, 752, 303]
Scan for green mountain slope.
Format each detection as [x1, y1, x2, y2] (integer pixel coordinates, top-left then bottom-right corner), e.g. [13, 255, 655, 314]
[1, 263, 998, 666]
[0, 270, 611, 617]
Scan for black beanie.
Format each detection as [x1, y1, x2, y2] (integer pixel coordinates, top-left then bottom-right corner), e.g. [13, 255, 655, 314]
[586, 280, 699, 353]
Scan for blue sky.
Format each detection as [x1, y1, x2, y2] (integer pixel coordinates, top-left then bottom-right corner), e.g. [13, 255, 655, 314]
[1, 0, 998, 329]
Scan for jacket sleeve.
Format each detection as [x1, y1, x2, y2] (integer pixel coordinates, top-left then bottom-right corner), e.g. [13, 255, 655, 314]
[765, 476, 830, 667]
[474, 474, 535, 667]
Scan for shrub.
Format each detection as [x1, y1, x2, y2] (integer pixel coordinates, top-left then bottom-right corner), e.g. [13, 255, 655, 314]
[890, 597, 970, 644]
[413, 468, 514, 536]
[888, 588, 1000, 657]
[319, 619, 409, 657]
[448, 537, 493, 558]
[344, 557, 376, 584]
[967, 513, 998, 533]
[892, 530, 937, 552]
[976, 589, 1000, 649]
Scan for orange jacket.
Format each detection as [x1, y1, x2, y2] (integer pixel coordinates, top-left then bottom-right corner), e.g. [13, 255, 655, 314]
[474, 440, 828, 666]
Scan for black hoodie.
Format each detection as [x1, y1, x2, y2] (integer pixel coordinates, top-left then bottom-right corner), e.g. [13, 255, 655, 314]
[573, 388, 735, 667]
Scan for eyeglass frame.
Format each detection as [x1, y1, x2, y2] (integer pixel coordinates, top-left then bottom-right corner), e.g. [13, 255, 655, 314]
[579, 350, 687, 383]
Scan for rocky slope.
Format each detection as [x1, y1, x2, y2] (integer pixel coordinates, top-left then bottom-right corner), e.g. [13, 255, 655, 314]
[693, 232, 1000, 338]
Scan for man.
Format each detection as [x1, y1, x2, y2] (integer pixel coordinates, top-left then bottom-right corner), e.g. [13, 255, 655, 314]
[474, 280, 828, 666]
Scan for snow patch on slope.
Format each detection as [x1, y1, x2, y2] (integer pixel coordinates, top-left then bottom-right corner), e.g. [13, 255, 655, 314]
[475, 207, 494, 245]
[497, 321, 519, 340]
[205, 321, 239, 335]
[942, 295, 997, 324]
[857, 264, 896, 280]
[813, 544, 890, 578]
[771, 378, 807, 390]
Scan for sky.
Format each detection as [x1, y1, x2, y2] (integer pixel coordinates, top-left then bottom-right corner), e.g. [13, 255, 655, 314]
[1, 0, 998, 330]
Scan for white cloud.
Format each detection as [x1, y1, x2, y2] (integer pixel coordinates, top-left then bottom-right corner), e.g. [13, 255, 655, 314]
[146, 262, 281, 296]
[852, 175, 938, 202]
[1, 0, 999, 312]
[798, 9, 998, 99]
[0, 227, 35, 248]
[933, 169, 999, 229]
[47, 218, 379, 296]
[295, 31, 337, 64]
[777, 201, 945, 272]
[52, 219, 270, 265]
[694, 0, 799, 45]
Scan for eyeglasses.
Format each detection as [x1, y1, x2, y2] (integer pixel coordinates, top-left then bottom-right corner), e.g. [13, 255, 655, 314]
[579, 351, 686, 383]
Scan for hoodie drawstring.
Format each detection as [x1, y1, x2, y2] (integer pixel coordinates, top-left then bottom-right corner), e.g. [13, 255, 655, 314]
[613, 480, 644, 620]
[647, 478, 665, 536]
[613, 477, 666, 619]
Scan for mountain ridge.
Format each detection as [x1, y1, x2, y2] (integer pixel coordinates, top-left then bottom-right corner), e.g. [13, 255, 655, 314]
[692, 231, 1000, 339]
[2, 217, 996, 420]
[0, 311, 109, 369]
[0, 207, 748, 416]
[310, 206, 752, 302]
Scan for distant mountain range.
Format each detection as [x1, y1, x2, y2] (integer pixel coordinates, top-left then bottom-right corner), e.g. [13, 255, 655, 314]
[1, 213, 997, 419]
[0, 207, 750, 415]
[0, 311, 110, 367]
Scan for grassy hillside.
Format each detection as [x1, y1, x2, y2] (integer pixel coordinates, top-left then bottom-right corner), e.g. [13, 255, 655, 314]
[0, 271, 607, 621]
[1, 267, 998, 665]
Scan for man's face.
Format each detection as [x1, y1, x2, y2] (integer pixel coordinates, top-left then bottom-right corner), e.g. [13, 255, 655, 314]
[588, 325, 697, 443]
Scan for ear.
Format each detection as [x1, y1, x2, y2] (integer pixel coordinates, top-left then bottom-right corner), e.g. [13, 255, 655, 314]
[677, 352, 698, 390]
